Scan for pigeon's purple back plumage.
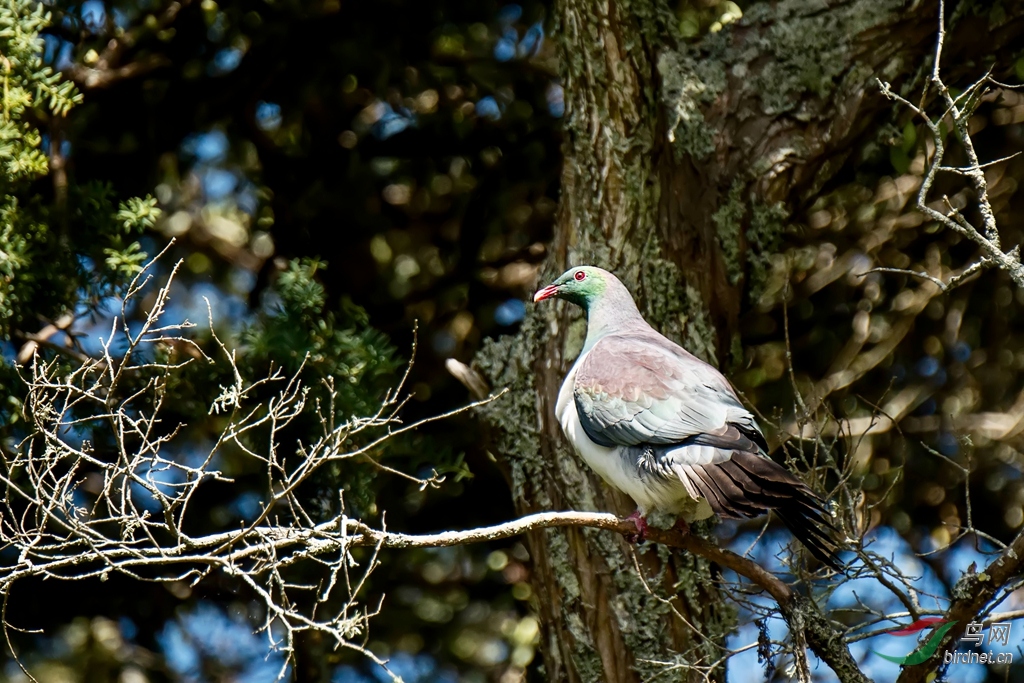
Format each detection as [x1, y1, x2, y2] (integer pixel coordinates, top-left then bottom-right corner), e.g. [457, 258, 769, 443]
[574, 332, 755, 446]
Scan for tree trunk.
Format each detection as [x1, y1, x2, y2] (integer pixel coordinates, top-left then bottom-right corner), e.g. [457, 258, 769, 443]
[475, 1, 1024, 681]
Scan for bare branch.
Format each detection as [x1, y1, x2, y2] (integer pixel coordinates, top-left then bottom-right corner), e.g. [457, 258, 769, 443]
[62, 1, 188, 90]
[857, 256, 992, 293]
[3, 249, 510, 681]
[874, 0, 1024, 289]
[897, 525, 1024, 683]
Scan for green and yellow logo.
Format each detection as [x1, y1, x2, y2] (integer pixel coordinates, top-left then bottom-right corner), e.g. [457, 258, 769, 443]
[874, 617, 957, 666]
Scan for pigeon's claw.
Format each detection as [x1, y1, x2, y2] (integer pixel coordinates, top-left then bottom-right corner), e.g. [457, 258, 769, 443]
[672, 518, 690, 536]
[624, 510, 649, 544]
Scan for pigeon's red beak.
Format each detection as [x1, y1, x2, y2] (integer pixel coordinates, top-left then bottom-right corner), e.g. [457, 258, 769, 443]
[533, 284, 559, 303]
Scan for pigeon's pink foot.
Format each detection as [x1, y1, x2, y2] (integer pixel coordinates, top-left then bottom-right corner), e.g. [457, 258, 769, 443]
[624, 510, 649, 544]
[672, 518, 691, 536]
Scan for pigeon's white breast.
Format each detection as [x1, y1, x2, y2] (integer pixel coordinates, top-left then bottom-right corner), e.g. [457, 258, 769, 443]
[556, 359, 703, 517]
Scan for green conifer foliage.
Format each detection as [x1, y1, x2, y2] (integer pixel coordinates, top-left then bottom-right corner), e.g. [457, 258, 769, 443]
[0, 0, 159, 337]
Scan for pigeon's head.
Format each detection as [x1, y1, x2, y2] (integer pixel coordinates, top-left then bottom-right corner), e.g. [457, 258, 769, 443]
[533, 266, 610, 310]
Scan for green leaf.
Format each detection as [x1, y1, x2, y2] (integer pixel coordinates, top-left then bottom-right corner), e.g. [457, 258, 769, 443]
[901, 120, 917, 153]
[678, 9, 701, 38]
[116, 195, 162, 233]
[890, 146, 911, 175]
[104, 242, 148, 276]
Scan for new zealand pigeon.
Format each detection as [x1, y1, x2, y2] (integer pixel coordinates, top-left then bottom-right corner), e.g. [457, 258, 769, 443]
[534, 265, 841, 569]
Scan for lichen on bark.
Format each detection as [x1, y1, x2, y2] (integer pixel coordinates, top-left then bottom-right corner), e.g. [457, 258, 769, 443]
[711, 181, 746, 288]
[741, 0, 905, 112]
[639, 253, 718, 366]
[658, 48, 726, 160]
[748, 200, 792, 301]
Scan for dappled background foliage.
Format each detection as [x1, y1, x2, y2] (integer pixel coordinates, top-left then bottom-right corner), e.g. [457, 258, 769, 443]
[3, 0, 1024, 681]
[3, 0, 557, 680]
[747, 88, 1024, 548]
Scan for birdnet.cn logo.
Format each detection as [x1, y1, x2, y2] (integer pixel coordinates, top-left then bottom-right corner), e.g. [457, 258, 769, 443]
[873, 618, 1014, 666]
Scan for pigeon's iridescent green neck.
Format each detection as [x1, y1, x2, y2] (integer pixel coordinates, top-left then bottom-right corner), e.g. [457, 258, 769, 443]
[556, 273, 606, 311]
[539, 266, 649, 352]
[581, 274, 646, 351]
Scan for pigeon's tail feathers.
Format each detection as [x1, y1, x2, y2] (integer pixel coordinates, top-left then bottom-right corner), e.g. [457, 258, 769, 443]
[685, 450, 843, 571]
[776, 508, 844, 571]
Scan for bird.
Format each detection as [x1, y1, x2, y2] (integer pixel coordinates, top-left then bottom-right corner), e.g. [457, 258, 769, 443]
[533, 265, 842, 569]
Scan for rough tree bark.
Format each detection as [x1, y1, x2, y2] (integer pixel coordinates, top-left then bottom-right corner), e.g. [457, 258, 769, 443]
[474, 1, 1024, 681]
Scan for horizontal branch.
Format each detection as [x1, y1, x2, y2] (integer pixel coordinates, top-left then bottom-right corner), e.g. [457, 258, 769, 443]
[66, 55, 171, 90]
[345, 511, 792, 600]
[1, 506, 865, 681]
[346, 512, 867, 683]
[61, 0, 188, 90]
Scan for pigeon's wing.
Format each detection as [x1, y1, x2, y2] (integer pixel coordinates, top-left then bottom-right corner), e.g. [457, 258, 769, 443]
[573, 333, 764, 449]
[575, 333, 841, 569]
[656, 429, 841, 569]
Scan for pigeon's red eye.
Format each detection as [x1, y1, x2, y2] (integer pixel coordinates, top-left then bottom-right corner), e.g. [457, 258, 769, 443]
[574, 270, 586, 281]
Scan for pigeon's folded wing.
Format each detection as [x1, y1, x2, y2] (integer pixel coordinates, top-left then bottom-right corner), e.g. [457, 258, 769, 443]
[573, 333, 763, 449]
